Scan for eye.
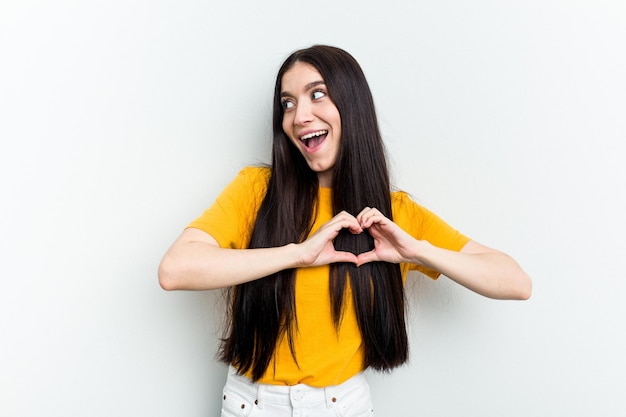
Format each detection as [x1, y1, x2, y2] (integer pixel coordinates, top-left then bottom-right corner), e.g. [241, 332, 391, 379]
[311, 90, 326, 100]
[281, 99, 295, 110]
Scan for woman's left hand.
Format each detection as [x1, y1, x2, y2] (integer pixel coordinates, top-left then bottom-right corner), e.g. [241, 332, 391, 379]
[355, 207, 421, 266]
[355, 207, 531, 300]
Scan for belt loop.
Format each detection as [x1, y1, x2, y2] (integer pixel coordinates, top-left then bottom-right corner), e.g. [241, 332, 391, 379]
[324, 385, 337, 409]
[255, 381, 265, 410]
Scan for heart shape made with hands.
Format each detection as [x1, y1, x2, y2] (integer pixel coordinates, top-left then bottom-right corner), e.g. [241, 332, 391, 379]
[319, 209, 409, 266]
[315, 208, 405, 265]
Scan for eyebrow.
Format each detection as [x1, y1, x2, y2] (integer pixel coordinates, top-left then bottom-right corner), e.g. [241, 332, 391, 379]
[280, 80, 326, 98]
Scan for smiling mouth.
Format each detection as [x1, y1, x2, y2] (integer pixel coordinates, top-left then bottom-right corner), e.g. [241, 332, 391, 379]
[299, 130, 328, 149]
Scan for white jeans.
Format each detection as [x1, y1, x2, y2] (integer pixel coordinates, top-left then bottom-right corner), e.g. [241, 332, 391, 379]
[220, 367, 374, 417]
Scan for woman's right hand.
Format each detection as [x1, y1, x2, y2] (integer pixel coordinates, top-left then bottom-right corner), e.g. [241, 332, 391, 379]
[295, 211, 362, 267]
[159, 212, 362, 291]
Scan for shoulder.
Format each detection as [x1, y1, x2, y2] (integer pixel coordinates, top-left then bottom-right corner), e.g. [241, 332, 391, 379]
[207, 166, 271, 211]
[390, 190, 424, 231]
[237, 165, 271, 183]
[230, 165, 271, 194]
[390, 190, 446, 235]
[391, 189, 470, 251]
[391, 190, 442, 218]
[391, 190, 422, 215]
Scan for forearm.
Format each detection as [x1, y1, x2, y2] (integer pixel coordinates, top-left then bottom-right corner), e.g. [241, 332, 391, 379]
[412, 240, 532, 300]
[159, 213, 363, 291]
[159, 241, 301, 291]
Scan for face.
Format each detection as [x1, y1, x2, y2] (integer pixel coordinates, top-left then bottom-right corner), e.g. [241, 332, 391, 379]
[280, 62, 342, 187]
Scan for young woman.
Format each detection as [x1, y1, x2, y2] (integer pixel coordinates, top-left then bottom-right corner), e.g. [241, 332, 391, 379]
[159, 45, 531, 417]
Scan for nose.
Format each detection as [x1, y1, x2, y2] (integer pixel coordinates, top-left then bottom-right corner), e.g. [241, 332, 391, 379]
[294, 101, 314, 125]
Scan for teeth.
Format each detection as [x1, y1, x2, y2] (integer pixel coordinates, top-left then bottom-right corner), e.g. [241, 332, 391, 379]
[300, 130, 328, 141]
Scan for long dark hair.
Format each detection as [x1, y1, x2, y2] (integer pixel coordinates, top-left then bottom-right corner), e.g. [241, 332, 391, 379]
[219, 45, 408, 380]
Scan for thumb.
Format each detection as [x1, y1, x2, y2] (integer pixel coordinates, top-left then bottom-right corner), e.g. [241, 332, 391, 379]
[356, 250, 378, 267]
[333, 251, 359, 264]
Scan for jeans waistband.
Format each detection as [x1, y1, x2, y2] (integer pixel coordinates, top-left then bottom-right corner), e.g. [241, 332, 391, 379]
[224, 366, 369, 410]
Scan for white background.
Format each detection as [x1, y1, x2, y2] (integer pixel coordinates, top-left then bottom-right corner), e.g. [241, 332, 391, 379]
[2, 1, 625, 416]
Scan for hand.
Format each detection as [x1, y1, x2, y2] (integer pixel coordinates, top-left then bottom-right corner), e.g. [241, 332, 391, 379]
[355, 207, 420, 266]
[296, 211, 362, 267]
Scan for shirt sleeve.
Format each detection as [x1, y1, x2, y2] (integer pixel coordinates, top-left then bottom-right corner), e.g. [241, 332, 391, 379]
[187, 166, 269, 249]
[392, 192, 470, 279]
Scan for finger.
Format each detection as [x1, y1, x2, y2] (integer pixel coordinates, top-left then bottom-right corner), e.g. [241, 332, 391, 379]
[336, 210, 359, 221]
[329, 212, 363, 234]
[356, 250, 379, 266]
[359, 210, 386, 229]
[356, 207, 372, 220]
[332, 251, 359, 264]
[328, 219, 362, 235]
[357, 207, 385, 225]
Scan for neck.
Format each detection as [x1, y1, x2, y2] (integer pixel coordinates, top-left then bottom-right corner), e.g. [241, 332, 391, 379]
[317, 171, 332, 188]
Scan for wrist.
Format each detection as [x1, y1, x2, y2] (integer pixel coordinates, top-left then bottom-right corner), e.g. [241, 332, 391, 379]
[286, 242, 307, 268]
[409, 239, 433, 266]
